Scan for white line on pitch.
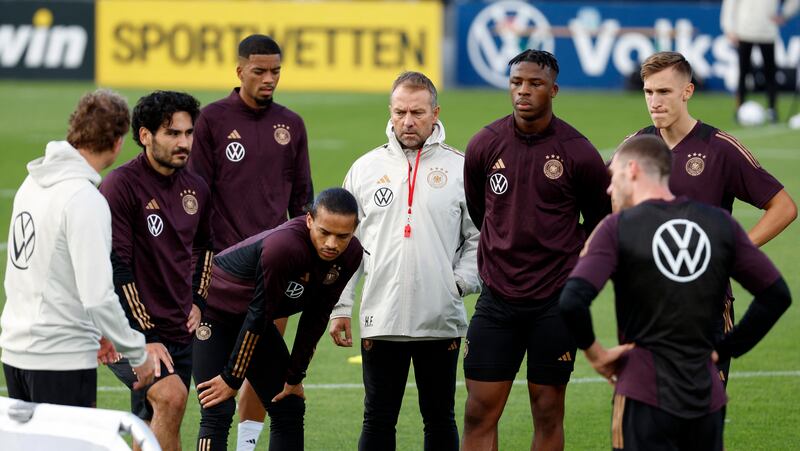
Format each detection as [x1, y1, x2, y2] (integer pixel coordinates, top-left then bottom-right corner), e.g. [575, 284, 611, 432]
[0, 370, 797, 393]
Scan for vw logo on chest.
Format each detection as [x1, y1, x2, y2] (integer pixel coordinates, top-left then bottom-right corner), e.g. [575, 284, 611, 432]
[147, 214, 164, 237]
[226, 142, 245, 162]
[489, 173, 508, 195]
[285, 281, 305, 299]
[374, 187, 394, 207]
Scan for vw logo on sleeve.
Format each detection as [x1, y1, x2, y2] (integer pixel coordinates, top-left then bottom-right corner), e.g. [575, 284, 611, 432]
[652, 219, 711, 283]
[226, 142, 245, 162]
[374, 187, 394, 207]
[10, 211, 35, 270]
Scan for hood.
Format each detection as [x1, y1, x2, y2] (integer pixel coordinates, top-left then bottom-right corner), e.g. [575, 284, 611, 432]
[27, 141, 101, 188]
[385, 119, 446, 154]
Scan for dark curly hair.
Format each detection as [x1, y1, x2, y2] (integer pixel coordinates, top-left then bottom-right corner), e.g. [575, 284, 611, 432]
[67, 89, 130, 154]
[131, 90, 201, 149]
[508, 49, 560, 80]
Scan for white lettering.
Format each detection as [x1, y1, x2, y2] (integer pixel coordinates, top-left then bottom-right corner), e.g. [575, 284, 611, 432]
[612, 32, 653, 76]
[0, 25, 32, 67]
[569, 18, 619, 76]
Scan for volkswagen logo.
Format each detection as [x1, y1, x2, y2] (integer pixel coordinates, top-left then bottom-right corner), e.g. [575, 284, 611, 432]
[467, 1, 556, 88]
[285, 281, 305, 299]
[374, 187, 394, 207]
[489, 173, 508, 195]
[147, 214, 164, 237]
[652, 219, 711, 283]
[10, 211, 35, 270]
[226, 142, 245, 162]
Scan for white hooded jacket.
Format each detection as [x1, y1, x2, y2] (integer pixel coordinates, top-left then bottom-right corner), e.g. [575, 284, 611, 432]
[721, 0, 800, 43]
[1, 141, 147, 370]
[331, 121, 480, 338]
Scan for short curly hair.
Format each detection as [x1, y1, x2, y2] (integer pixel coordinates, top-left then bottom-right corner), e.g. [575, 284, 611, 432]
[131, 91, 201, 149]
[66, 89, 130, 154]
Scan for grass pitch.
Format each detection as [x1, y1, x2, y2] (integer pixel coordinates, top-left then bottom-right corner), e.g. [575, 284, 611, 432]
[0, 81, 798, 450]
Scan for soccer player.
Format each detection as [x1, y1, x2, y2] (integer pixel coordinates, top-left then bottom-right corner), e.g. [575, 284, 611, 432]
[187, 34, 313, 448]
[1, 89, 154, 407]
[101, 91, 212, 450]
[328, 71, 480, 451]
[559, 134, 791, 450]
[192, 188, 363, 451]
[461, 49, 611, 450]
[629, 51, 796, 382]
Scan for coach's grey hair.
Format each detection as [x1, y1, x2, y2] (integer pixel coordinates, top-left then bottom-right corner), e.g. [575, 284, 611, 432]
[390, 71, 438, 109]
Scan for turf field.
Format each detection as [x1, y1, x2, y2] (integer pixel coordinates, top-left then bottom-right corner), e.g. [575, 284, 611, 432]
[0, 81, 798, 450]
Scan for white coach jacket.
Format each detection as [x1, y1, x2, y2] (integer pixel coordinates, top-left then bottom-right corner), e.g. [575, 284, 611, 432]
[1, 141, 147, 371]
[331, 120, 480, 339]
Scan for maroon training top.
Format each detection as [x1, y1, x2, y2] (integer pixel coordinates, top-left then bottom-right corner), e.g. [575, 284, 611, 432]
[634, 121, 783, 211]
[188, 89, 313, 252]
[101, 153, 213, 345]
[464, 114, 611, 301]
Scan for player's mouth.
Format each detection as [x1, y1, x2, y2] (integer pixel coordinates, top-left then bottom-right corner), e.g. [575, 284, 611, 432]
[321, 249, 338, 259]
[515, 101, 534, 110]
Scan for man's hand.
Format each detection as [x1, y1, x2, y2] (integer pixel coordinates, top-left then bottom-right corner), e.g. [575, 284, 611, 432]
[271, 382, 305, 403]
[726, 32, 739, 46]
[131, 354, 156, 390]
[187, 304, 201, 333]
[146, 342, 174, 378]
[197, 375, 237, 408]
[329, 317, 352, 347]
[97, 336, 121, 365]
[583, 341, 635, 385]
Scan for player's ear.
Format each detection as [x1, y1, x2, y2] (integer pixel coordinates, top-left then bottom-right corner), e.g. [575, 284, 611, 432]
[683, 82, 694, 102]
[306, 212, 314, 230]
[138, 127, 152, 148]
[551, 82, 559, 98]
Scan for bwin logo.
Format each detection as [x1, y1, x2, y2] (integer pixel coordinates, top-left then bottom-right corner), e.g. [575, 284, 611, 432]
[147, 214, 164, 237]
[10, 211, 35, 270]
[226, 142, 245, 162]
[489, 173, 508, 195]
[0, 9, 87, 69]
[285, 281, 305, 299]
[374, 187, 394, 207]
[467, 1, 556, 88]
[652, 219, 711, 283]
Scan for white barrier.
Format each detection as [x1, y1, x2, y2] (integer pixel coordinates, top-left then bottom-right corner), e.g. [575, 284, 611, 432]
[0, 396, 161, 451]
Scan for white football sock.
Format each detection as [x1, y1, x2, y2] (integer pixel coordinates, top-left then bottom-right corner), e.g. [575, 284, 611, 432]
[236, 420, 264, 451]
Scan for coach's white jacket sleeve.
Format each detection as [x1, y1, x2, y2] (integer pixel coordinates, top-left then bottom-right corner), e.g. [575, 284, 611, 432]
[332, 166, 367, 318]
[453, 201, 481, 296]
[67, 190, 148, 367]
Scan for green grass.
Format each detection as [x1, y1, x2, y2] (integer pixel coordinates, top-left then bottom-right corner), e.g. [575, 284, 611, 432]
[1, 81, 799, 450]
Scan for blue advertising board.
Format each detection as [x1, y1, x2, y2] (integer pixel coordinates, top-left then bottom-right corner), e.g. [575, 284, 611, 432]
[455, 1, 800, 90]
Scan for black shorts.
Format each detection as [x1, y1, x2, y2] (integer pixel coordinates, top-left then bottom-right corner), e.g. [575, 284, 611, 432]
[463, 286, 576, 385]
[612, 395, 723, 451]
[108, 341, 193, 421]
[3, 363, 96, 407]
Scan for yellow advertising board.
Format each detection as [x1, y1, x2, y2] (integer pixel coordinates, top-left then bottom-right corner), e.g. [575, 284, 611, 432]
[96, 0, 442, 92]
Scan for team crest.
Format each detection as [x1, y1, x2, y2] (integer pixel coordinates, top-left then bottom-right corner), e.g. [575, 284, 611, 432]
[196, 323, 212, 341]
[181, 190, 198, 215]
[427, 168, 448, 189]
[273, 124, 291, 145]
[543, 155, 564, 180]
[685, 153, 706, 176]
[146, 214, 164, 237]
[285, 281, 305, 299]
[323, 265, 341, 285]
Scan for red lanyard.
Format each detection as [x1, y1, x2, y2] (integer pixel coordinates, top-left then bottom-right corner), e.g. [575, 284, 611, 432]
[404, 149, 422, 238]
